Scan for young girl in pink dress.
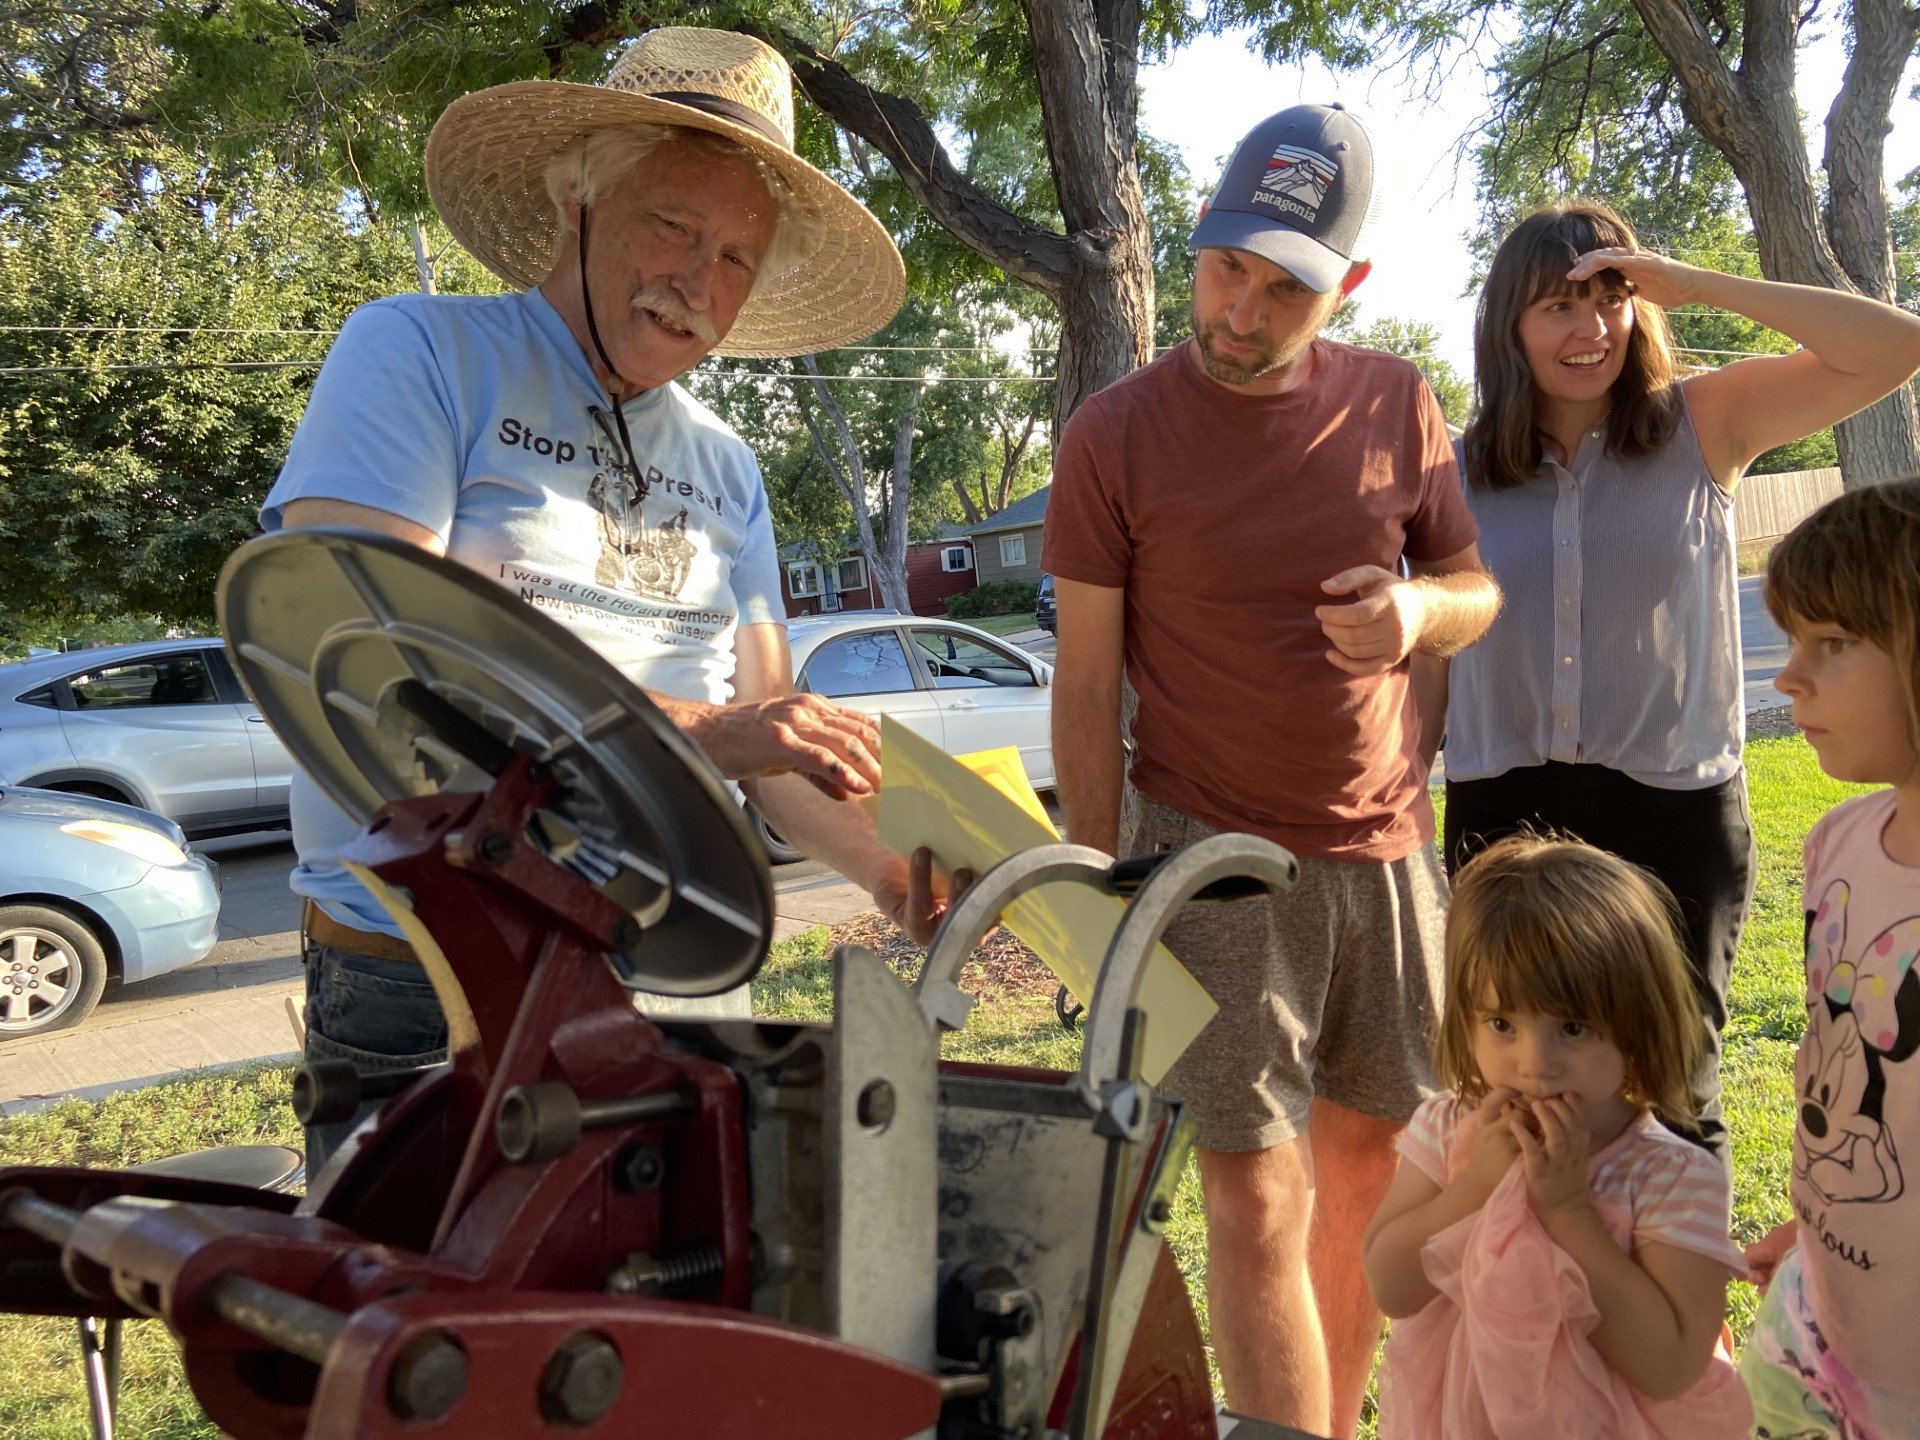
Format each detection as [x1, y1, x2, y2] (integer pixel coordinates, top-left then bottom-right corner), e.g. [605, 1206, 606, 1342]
[1363, 834, 1751, 1439]
[1740, 478, 1920, 1439]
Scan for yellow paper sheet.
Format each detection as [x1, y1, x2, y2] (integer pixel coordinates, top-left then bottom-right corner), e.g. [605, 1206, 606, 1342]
[872, 717, 1217, 1083]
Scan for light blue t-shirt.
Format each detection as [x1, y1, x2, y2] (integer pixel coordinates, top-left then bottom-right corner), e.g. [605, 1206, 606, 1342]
[261, 288, 784, 933]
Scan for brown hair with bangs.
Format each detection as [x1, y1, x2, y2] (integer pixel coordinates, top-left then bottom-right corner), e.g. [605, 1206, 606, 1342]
[1764, 476, 1920, 751]
[1463, 199, 1684, 491]
[1436, 833, 1704, 1129]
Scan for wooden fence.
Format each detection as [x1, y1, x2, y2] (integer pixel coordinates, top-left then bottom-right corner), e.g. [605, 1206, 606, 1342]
[1733, 467, 1843, 542]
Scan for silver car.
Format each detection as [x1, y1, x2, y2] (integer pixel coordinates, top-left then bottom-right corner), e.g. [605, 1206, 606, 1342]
[0, 785, 221, 1037]
[0, 638, 291, 838]
[747, 613, 1054, 862]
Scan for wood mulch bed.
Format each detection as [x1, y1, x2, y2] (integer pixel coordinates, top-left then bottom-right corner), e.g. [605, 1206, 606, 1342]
[827, 912, 1059, 1000]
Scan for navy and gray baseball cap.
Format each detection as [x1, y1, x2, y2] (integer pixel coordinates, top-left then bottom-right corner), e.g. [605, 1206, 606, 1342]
[1190, 104, 1374, 293]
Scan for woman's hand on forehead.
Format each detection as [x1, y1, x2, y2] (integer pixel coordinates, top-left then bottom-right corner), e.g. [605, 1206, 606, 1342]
[1566, 247, 1703, 309]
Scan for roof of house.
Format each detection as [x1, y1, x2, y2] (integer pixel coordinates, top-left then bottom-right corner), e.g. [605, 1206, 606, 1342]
[967, 485, 1050, 536]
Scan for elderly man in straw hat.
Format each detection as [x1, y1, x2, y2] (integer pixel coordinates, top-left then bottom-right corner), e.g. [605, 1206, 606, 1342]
[261, 27, 954, 1167]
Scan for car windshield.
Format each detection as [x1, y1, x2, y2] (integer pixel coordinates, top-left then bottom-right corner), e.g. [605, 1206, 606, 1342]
[801, 631, 917, 697]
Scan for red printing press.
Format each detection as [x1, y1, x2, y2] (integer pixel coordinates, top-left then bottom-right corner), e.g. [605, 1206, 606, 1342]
[0, 529, 1313, 1440]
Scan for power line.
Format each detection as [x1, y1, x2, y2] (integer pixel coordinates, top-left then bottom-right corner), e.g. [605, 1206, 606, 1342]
[0, 323, 1060, 354]
[0, 357, 1064, 381]
[0, 325, 340, 335]
[0, 359, 325, 376]
[7, 339, 1899, 379]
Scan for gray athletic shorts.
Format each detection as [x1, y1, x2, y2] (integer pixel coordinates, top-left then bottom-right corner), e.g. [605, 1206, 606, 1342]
[1123, 790, 1450, 1153]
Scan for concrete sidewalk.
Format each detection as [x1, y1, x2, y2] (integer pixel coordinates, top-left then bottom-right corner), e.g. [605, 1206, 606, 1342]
[0, 867, 876, 1117]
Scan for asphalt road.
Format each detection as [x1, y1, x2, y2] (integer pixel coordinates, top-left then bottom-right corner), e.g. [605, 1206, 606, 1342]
[95, 836, 844, 1024]
[1740, 572, 1790, 713]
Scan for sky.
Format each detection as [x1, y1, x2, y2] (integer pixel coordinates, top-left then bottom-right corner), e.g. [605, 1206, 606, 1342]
[1137, 28, 1920, 368]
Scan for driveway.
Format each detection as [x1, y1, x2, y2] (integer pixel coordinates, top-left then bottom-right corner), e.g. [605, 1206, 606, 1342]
[1740, 573, 1789, 713]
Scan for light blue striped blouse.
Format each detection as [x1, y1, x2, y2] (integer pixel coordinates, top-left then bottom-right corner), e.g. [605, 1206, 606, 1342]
[1445, 395, 1744, 790]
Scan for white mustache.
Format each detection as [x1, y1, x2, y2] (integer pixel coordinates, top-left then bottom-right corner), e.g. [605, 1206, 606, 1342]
[630, 286, 717, 345]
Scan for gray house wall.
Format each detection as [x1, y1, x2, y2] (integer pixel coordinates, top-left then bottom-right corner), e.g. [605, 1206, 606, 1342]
[972, 524, 1046, 586]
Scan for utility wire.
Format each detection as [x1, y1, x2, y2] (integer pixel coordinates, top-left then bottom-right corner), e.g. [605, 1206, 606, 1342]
[10, 340, 1907, 378]
[0, 324, 1063, 354]
[0, 358, 1066, 380]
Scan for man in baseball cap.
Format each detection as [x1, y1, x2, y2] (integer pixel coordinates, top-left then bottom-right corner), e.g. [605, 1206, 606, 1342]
[259, 28, 963, 1172]
[1189, 102, 1374, 294]
[1044, 103, 1498, 1435]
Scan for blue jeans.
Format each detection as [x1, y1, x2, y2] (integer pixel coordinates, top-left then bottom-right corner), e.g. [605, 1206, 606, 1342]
[300, 934, 449, 1172]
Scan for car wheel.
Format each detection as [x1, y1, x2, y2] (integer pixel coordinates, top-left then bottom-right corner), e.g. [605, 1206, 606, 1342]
[44, 781, 134, 806]
[0, 905, 110, 1039]
[746, 806, 805, 866]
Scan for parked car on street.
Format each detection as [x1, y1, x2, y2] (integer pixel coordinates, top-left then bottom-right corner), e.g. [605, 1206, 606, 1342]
[1035, 574, 1056, 635]
[0, 638, 291, 838]
[747, 614, 1055, 862]
[0, 785, 221, 1038]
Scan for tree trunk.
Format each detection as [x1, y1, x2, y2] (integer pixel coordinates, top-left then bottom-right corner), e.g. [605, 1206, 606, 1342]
[1819, 0, 1920, 486]
[1628, 0, 1920, 486]
[796, 357, 884, 604]
[772, 11, 1153, 435]
[950, 480, 985, 526]
[1022, 0, 1156, 434]
[409, 224, 438, 295]
[872, 388, 920, 614]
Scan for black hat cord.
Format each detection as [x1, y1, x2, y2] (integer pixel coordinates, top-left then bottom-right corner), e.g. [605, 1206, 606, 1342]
[578, 207, 649, 498]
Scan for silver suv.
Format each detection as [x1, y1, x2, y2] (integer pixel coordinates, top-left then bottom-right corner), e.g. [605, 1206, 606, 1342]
[0, 638, 291, 838]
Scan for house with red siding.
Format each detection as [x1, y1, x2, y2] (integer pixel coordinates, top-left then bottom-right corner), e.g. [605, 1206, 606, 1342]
[779, 524, 976, 618]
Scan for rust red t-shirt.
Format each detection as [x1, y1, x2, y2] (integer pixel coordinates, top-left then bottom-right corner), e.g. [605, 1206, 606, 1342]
[1041, 339, 1476, 863]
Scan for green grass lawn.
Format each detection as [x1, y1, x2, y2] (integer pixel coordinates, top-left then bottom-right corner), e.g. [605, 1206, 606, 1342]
[0, 735, 1866, 1437]
[960, 609, 1040, 636]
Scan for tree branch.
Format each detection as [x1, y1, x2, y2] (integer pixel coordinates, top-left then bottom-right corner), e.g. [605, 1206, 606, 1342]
[1624, 0, 1741, 141]
[744, 22, 1071, 297]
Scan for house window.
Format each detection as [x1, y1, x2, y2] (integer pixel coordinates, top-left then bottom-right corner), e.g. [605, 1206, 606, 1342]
[999, 534, 1027, 568]
[941, 545, 973, 573]
[833, 556, 867, 594]
[787, 561, 823, 598]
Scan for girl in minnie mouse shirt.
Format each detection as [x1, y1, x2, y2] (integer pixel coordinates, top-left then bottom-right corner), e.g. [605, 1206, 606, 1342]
[1742, 478, 1920, 1439]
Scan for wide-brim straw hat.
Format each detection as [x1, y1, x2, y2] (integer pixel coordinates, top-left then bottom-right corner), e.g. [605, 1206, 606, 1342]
[425, 27, 904, 358]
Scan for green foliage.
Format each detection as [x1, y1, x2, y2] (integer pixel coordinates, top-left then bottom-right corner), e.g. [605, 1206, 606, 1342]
[0, 148, 497, 628]
[944, 577, 1036, 617]
[1330, 309, 1472, 428]
[0, 613, 178, 664]
[1466, 0, 1743, 251]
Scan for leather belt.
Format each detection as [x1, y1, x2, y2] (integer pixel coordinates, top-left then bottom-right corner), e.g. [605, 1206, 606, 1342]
[301, 900, 421, 965]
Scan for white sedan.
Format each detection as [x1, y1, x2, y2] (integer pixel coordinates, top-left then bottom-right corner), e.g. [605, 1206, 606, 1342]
[748, 613, 1053, 862]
